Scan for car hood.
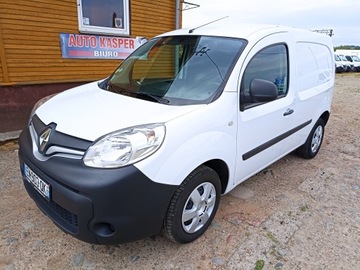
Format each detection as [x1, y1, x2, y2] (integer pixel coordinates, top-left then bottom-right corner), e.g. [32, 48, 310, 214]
[35, 81, 204, 141]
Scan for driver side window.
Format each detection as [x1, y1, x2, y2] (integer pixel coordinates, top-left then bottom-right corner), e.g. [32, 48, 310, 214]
[240, 44, 288, 109]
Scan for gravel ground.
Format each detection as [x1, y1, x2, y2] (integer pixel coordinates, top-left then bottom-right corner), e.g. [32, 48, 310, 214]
[0, 74, 359, 270]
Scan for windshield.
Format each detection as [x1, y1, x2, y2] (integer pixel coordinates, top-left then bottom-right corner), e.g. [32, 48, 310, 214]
[102, 35, 246, 105]
[352, 55, 360, 62]
[340, 55, 348, 61]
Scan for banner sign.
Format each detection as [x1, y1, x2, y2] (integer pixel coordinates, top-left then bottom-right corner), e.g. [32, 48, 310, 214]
[60, 33, 146, 60]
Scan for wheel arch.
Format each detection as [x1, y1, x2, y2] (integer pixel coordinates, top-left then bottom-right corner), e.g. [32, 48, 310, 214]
[203, 159, 229, 194]
[320, 111, 330, 126]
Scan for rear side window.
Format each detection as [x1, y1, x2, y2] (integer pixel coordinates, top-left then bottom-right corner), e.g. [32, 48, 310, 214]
[240, 44, 288, 108]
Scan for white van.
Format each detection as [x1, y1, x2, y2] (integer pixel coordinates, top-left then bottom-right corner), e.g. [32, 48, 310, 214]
[336, 53, 354, 72]
[344, 55, 360, 72]
[334, 54, 345, 73]
[19, 23, 334, 245]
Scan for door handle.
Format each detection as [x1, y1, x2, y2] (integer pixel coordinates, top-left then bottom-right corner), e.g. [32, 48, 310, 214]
[283, 108, 294, 116]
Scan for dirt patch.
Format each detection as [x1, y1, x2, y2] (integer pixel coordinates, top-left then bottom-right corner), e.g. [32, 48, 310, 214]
[0, 74, 359, 269]
[0, 140, 19, 152]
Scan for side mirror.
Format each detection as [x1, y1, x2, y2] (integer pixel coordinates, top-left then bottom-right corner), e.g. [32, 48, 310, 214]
[250, 78, 278, 102]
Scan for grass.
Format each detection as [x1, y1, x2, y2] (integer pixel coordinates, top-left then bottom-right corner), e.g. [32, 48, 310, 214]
[300, 204, 309, 212]
[255, 260, 265, 270]
[266, 232, 278, 243]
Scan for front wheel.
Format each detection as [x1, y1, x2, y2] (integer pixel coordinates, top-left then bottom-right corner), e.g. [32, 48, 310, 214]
[163, 165, 221, 244]
[297, 118, 325, 159]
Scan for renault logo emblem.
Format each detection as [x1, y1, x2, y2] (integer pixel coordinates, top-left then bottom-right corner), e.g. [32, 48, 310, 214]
[39, 128, 52, 153]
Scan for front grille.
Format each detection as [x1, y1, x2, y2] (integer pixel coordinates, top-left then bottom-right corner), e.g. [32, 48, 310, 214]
[30, 114, 92, 156]
[49, 200, 79, 230]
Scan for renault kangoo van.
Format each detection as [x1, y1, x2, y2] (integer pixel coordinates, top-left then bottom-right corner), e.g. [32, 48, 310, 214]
[19, 23, 335, 244]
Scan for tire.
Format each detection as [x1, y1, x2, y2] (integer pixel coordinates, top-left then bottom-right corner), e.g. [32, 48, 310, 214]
[163, 165, 221, 244]
[297, 118, 325, 159]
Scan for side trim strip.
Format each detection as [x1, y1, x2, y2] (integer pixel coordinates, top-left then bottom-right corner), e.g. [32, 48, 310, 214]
[242, 120, 312, 161]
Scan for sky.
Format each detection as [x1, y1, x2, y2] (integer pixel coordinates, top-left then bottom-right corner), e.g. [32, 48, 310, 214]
[181, 0, 360, 47]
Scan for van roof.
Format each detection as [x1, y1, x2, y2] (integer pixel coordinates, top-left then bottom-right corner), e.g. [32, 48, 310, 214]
[158, 21, 331, 44]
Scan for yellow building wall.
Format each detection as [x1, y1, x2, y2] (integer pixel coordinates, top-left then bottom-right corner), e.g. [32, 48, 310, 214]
[0, 0, 177, 86]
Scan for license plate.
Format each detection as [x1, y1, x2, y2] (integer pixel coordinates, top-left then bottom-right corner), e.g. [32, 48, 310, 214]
[24, 163, 51, 201]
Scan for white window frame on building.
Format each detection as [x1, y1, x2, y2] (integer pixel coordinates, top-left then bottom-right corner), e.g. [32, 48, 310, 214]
[77, 0, 130, 36]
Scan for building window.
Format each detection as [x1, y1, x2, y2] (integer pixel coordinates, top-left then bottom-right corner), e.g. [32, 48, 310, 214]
[77, 0, 130, 36]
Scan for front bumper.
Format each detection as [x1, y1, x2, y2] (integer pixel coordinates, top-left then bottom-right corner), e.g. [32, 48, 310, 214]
[18, 126, 177, 244]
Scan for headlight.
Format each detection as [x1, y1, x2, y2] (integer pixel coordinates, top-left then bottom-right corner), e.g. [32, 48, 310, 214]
[83, 124, 166, 168]
[29, 94, 58, 122]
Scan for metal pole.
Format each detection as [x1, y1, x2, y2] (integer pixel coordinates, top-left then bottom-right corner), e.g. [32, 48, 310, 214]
[175, 0, 180, 29]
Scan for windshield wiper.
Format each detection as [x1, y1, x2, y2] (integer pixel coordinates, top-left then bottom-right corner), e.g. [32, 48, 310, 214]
[107, 82, 169, 104]
[107, 82, 136, 96]
[137, 92, 170, 104]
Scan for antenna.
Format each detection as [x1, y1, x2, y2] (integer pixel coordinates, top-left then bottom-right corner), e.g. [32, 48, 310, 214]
[189, 16, 229, 33]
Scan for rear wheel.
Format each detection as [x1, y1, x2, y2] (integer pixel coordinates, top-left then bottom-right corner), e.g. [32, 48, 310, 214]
[297, 118, 325, 159]
[163, 165, 221, 243]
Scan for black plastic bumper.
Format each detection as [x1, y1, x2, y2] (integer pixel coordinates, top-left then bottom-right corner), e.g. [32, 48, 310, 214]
[18, 127, 178, 244]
